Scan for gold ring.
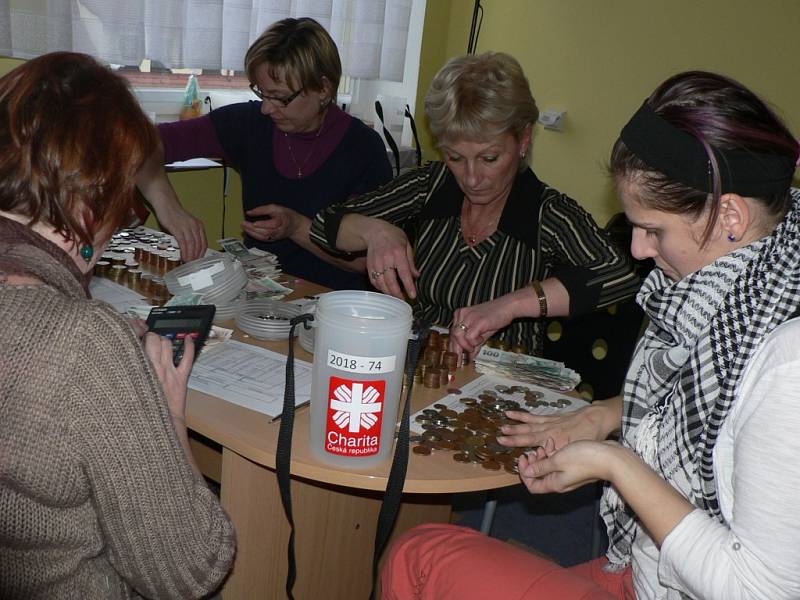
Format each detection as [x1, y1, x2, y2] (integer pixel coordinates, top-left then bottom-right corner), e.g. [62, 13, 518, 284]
[371, 270, 383, 279]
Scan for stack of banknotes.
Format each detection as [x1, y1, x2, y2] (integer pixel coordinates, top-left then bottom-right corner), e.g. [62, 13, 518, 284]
[473, 345, 580, 392]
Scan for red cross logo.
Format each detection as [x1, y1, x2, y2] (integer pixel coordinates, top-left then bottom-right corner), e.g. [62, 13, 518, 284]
[330, 381, 383, 433]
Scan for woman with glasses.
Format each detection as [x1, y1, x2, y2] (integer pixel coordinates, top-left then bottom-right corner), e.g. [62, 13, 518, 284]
[139, 17, 392, 289]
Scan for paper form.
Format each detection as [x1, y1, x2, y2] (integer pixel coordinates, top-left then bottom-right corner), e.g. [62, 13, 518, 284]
[189, 340, 312, 417]
[89, 277, 151, 314]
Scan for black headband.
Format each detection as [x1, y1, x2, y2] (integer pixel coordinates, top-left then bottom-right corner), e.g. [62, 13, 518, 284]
[620, 102, 796, 196]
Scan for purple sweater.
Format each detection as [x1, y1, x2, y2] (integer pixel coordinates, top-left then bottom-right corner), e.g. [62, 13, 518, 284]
[158, 104, 392, 289]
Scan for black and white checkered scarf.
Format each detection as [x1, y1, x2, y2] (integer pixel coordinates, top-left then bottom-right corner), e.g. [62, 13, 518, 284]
[601, 188, 800, 570]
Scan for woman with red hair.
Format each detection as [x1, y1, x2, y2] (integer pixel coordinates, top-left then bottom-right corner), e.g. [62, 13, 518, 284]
[0, 52, 235, 599]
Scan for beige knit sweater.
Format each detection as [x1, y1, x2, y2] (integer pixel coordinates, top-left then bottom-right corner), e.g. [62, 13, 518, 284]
[0, 219, 236, 599]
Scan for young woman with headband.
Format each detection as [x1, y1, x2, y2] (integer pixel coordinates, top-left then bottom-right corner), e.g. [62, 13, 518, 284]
[380, 71, 800, 599]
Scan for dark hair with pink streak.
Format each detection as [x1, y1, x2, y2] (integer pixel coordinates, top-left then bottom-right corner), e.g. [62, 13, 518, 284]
[610, 70, 799, 246]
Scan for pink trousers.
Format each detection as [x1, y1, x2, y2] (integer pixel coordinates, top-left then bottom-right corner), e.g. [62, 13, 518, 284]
[381, 524, 635, 600]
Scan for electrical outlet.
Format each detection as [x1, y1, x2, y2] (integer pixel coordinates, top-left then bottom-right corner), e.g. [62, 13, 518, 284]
[538, 109, 566, 132]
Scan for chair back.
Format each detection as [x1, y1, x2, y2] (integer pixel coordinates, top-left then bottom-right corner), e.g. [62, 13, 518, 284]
[542, 213, 652, 400]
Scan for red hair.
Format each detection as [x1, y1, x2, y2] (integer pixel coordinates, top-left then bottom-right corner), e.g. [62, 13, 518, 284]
[0, 52, 158, 247]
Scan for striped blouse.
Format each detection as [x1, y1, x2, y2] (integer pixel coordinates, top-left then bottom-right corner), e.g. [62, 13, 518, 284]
[310, 162, 640, 354]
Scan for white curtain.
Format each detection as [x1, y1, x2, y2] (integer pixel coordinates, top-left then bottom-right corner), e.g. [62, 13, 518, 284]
[0, 0, 412, 81]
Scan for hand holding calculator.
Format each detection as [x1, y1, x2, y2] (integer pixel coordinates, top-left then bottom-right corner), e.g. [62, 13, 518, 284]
[146, 305, 216, 366]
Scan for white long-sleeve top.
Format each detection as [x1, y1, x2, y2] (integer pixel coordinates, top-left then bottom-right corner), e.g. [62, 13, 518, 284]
[631, 318, 800, 599]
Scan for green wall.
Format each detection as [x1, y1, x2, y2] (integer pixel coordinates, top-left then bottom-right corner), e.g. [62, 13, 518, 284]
[416, 0, 800, 225]
[0, 56, 23, 74]
[155, 167, 245, 249]
[5, 2, 800, 234]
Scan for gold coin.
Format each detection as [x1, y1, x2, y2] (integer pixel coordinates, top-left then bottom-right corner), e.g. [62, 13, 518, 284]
[453, 453, 470, 463]
[440, 430, 458, 442]
[412, 445, 431, 456]
[462, 435, 482, 447]
[482, 460, 501, 471]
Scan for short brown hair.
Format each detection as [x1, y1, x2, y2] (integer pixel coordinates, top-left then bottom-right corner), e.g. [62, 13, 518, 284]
[425, 52, 539, 145]
[245, 17, 341, 97]
[0, 52, 158, 248]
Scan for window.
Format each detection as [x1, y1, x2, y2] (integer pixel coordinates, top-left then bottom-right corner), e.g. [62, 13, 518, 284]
[0, 0, 426, 147]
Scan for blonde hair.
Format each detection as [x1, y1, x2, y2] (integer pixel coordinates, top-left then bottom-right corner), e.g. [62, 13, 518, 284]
[425, 52, 538, 146]
[245, 18, 341, 97]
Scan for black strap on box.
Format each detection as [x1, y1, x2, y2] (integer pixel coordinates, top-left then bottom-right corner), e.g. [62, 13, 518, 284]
[275, 313, 314, 599]
[276, 313, 427, 599]
[375, 100, 401, 177]
[368, 323, 427, 599]
[404, 105, 422, 168]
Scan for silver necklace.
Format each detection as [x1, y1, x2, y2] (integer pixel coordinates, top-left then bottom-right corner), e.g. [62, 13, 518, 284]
[283, 121, 326, 178]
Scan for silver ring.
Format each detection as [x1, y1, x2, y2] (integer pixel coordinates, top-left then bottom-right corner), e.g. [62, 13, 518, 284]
[457, 322, 468, 332]
[371, 270, 383, 279]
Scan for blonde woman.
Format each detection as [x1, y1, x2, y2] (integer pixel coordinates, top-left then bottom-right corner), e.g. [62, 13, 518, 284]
[311, 52, 639, 357]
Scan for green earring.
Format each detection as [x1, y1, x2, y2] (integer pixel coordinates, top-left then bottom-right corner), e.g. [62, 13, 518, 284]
[80, 245, 94, 262]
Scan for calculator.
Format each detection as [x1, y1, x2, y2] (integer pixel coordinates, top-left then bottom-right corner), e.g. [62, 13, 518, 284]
[146, 305, 216, 366]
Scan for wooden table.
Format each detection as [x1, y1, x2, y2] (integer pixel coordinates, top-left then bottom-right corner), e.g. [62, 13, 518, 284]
[187, 282, 521, 599]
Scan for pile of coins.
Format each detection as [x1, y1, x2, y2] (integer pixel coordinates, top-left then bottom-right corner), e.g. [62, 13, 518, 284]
[416, 330, 461, 389]
[411, 384, 572, 474]
[93, 228, 182, 304]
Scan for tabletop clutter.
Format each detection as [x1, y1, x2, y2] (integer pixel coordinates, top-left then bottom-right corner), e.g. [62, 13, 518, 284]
[95, 227, 585, 475]
[95, 227, 293, 326]
[408, 331, 585, 472]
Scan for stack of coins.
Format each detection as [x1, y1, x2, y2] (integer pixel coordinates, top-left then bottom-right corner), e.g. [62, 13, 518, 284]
[411, 384, 572, 474]
[417, 331, 461, 388]
[109, 264, 127, 282]
[93, 261, 111, 277]
[94, 227, 183, 305]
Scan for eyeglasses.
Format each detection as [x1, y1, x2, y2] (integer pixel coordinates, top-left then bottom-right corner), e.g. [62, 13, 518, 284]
[249, 83, 304, 107]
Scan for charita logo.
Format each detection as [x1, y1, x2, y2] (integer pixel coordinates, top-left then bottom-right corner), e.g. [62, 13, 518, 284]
[325, 376, 385, 456]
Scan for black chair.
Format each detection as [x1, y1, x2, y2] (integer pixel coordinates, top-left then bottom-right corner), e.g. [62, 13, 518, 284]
[540, 213, 652, 556]
[471, 213, 651, 563]
[542, 212, 652, 401]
